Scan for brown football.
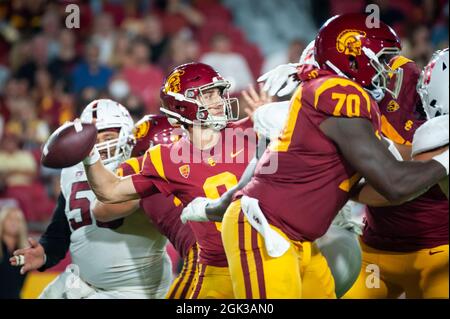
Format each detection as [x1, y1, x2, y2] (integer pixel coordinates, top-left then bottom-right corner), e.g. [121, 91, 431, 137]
[41, 122, 97, 168]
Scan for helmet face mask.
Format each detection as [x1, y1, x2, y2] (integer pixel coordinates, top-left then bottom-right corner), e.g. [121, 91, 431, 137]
[160, 62, 239, 131]
[95, 131, 134, 170]
[188, 81, 239, 130]
[365, 47, 403, 99]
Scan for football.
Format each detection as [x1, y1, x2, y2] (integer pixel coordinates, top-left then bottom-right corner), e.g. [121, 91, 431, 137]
[41, 121, 97, 168]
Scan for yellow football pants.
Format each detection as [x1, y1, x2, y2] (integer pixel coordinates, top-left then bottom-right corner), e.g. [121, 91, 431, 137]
[189, 263, 234, 299]
[343, 239, 449, 299]
[222, 199, 336, 299]
[166, 245, 199, 299]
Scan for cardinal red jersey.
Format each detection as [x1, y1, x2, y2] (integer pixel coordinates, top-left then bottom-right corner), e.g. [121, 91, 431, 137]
[132, 117, 256, 266]
[241, 69, 381, 242]
[378, 56, 426, 145]
[363, 57, 449, 252]
[117, 157, 195, 259]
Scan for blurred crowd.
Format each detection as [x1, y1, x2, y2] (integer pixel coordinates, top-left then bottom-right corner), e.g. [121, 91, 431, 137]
[0, 0, 448, 269]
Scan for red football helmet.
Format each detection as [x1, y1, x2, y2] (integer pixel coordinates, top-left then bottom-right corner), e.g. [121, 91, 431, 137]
[315, 13, 403, 98]
[132, 114, 181, 157]
[160, 62, 239, 130]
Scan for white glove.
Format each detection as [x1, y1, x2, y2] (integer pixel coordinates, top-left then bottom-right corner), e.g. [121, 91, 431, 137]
[412, 114, 449, 157]
[332, 201, 364, 236]
[257, 63, 300, 97]
[83, 147, 100, 166]
[180, 197, 213, 224]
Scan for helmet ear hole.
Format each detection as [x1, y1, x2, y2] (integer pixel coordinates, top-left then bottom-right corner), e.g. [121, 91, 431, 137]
[349, 56, 358, 71]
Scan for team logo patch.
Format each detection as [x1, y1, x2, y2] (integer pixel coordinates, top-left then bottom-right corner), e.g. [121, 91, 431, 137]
[336, 29, 367, 57]
[134, 120, 150, 139]
[404, 120, 413, 131]
[179, 164, 190, 178]
[164, 70, 185, 93]
[387, 100, 400, 112]
[207, 157, 216, 167]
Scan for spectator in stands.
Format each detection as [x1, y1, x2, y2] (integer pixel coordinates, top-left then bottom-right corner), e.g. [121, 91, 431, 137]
[71, 41, 114, 94]
[48, 29, 81, 94]
[140, 15, 169, 64]
[15, 35, 50, 88]
[0, 130, 37, 188]
[201, 33, 253, 93]
[405, 25, 434, 68]
[153, 0, 205, 35]
[33, 67, 74, 131]
[159, 31, 200, 73]
[109, 30, 132, 69]
[261, 38, 307, 74]
[121, 38, 164, 114]
[40, 8, 61, 61]
[0, 205, 28, 299]
[92, 13, 116, 66]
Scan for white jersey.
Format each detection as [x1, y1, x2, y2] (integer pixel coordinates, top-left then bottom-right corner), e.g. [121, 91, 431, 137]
[60, 163, 172, 294]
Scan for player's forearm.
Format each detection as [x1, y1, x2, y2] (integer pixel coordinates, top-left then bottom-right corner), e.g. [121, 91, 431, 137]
[93, 199, 139, 222]
[370, 159, 446, 203]
[352, 182, 407, 207]
[84, 161, 122, 203]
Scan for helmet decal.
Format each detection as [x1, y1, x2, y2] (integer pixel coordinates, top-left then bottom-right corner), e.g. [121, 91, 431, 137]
[133, 120, 150, 140]
[336, 29, 367, 57]
[164, 69, 185, 93]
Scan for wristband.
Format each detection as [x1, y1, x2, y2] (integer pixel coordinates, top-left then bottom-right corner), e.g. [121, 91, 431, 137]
[83, 147, 100, 166]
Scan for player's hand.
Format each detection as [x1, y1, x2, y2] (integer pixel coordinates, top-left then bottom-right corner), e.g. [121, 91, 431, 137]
[242, 83, 274, 119]
[10, 237, 46, 275]
[181, 197, 213, 223]
[332, 203, 364, 236]
[257, 63, 300, 97]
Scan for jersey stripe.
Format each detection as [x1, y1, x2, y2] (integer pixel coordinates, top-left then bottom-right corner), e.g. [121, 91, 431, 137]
[148, 144, 168, 181]
[270, 86, 303, 152]
[124, 157, 141, 174]
[391, 56, 413, 72]
[338, 173, 362, 192]
[380, 115, 412, 145]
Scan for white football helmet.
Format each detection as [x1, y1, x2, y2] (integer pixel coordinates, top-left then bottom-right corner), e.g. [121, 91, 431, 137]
[417, 48, 449, 119]
[80, 99, 134, 170]
[299, 40, 319, 67]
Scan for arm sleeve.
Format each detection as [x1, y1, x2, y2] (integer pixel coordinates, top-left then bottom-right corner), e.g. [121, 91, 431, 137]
[38, 193, 71, 272]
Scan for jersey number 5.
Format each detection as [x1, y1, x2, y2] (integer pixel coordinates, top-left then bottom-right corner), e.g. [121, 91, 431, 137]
[69, 181, 123, 231]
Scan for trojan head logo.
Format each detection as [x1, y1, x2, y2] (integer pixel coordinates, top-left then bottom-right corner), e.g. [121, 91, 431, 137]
[179, 164, 190, 178]
[387, 100, 400, 112]
[133, 121, 150, 140]
[336, 30, 367, 57]
[164, 70, 185, 93]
